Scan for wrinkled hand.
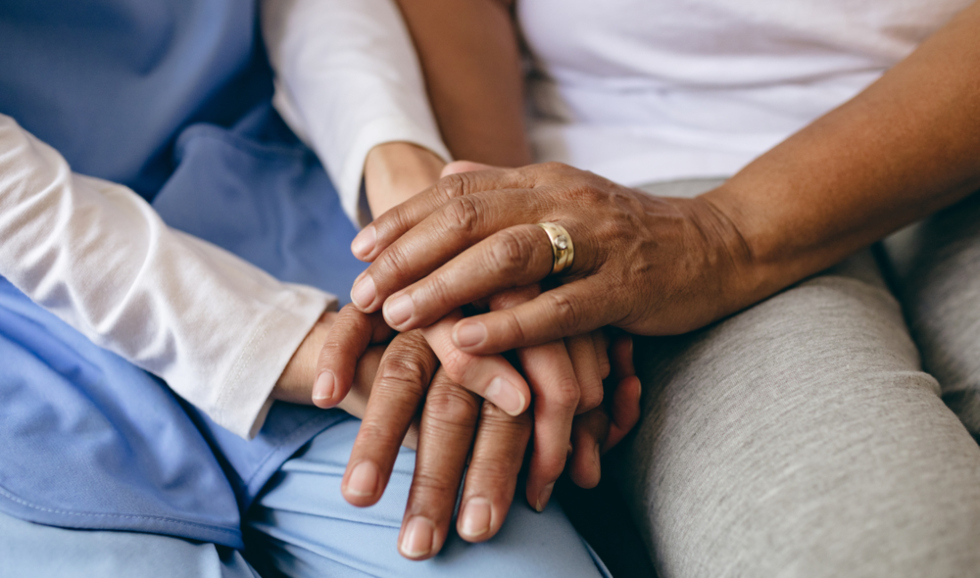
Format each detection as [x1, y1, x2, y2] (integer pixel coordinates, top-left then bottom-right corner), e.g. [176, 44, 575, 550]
[346, 161, 753, 354]
[313, 304, 641, 560]
[361, 159, 644, 502]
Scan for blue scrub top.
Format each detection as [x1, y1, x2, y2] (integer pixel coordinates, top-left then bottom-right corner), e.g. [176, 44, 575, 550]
[0, 0, 366, 548]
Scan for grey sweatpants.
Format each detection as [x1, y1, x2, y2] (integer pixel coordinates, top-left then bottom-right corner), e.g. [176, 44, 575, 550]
[614, 180, 980, 577]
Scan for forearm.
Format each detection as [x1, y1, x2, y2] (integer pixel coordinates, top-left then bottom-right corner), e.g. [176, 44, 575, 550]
[262, 0, 451, 226]
[706, 2, 980, 302]
[0, 115, 333, 438]
[393, 0, 532, 167]
[364, 142, 445, 217]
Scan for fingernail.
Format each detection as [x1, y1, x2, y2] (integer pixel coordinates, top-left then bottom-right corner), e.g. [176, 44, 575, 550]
[400, 516, 435, 558]
[593, 443, 602, 469]
[485, 377, 526, 416]
[312, 371, 335, 403]
[351, 225, 377, 258]
[346, 461, 379, 497]
[567, 442, 574, 457]
[350, 275, 377, 309]
[535, 483, 555, 513]
[454, 322, 487, 348]
[384, 294, 414, 327]
[459, 498, 492, 539]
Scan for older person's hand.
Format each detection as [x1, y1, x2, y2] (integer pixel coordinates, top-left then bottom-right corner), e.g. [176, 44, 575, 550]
[333, 149, 643, 517]
[311, 303, 640, 560]
[345, 161, 756, 353]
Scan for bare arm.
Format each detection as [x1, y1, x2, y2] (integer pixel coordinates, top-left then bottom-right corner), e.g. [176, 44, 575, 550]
[393, 0, 531, 167]
[707, 1, 980, 307]
[346, 1, 980, 353]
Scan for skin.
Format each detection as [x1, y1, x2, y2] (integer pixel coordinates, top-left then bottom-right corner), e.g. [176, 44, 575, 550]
[388, 0, 530, 168]
[345, 0, 980, 355]
[274, 143, 641, 560]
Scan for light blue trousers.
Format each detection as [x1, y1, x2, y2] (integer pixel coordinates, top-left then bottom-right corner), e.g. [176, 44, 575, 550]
[0, 417, 608, 578]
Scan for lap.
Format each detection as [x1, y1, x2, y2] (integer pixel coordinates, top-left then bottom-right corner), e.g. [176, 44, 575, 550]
[883, 190, 980, 440]
[614, 248, 980, 577]
[0, 509, 257, 578]
[243, 417, 608, 578]
[2, 417, 606, 578]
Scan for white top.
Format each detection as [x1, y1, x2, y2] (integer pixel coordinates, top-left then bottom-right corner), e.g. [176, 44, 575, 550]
[262, 0, 451, 227]
[518, 0, 972, 185]
[7, 0, 965, 439]
[0, 0, 442, 439]
[0, 115, 333, 438]
[297, 0, 971, 189]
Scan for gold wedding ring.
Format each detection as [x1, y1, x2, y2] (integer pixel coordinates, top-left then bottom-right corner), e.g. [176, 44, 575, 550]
[537, 222, 575, 275]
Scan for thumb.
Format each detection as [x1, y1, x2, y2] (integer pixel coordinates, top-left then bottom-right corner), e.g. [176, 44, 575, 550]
[441, 160, 496, 178]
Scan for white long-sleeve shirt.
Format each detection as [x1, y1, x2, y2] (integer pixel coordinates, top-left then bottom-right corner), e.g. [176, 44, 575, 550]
[5, 0, 965, 441]
[0, 0, 448, 440]
[0, 114, 333, 439]
[262, 0, 451, 227]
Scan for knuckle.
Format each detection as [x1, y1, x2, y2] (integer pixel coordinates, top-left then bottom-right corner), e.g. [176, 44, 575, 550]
[437, 346, 473, 384]
[382, 204, 412, 238]
[499, 309, 530, 347]
[315, 337, 342, 362]
[377, 352, 431, 397]
[480, 399, 508, 421]
[486, 229, 535, 276]
[435, 173, 470, 202]
[442, 195, 481, 235]
[418, 274, 459, 316]
[539, 161, 568, 176]
[374, 243, 417, 287]
[424, 386, 480, 427]
[479, 401, 531, 432]
[547, 291, 584, 334]
[466, 458, 516, 485]
[410, 470, 459, 498]
[582, 185, 606, 205]
[578, 383, 604, 413]
[355, 419, 396, 445]
[549, 376, 581, 411]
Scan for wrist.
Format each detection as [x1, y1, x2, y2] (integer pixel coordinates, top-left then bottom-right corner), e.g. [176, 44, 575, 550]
[698, 181, 824, 319]
[364, 142, 446, 217]
[689, 187, 770, 315]
[273, 310, 337, 404]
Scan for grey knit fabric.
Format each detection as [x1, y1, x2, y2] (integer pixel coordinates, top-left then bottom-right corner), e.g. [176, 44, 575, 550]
[611, 179, 980, 577]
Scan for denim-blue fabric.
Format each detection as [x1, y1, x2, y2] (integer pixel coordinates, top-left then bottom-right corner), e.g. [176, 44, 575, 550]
[0, 0, 365, 548]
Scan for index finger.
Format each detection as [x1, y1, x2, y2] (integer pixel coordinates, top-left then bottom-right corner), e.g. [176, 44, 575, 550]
[351, 166, 535, 262]
[421, 309, 531, 416]
[342, 330, 438, 507]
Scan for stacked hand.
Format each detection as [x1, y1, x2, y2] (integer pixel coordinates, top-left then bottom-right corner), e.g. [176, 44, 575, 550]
[277, 154, 669, 560]
[280, 150, 756, 559]
[347, 161, 753, 350]
[312, 301, 638, 558]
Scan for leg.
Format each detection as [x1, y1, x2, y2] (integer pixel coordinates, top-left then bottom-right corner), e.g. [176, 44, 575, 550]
[244, 417, 608, 578]
[883, 190, 980, 441]
[612, 249, 980, 577]
[0, 510, 257, 578]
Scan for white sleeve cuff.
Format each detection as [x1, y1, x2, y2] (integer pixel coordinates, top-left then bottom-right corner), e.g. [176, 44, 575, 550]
[336, 115, 451, 228]
[263, 0, 451, 229]
[212, 283, 335, 439]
